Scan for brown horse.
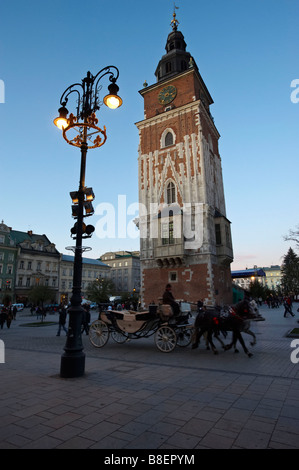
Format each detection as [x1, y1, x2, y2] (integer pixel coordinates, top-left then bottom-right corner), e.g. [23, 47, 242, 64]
[191, 300, 262, 357]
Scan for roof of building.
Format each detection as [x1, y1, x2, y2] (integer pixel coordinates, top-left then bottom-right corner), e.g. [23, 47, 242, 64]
[231, 269, 266, 279]
[61, 254, 110, 267]
[100, 251, 140, 260]
[10, 230, 60, 255]
[261, 265, 281, 271]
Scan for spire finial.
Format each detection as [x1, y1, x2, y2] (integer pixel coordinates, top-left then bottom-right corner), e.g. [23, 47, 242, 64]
[171, 3, 179, 31]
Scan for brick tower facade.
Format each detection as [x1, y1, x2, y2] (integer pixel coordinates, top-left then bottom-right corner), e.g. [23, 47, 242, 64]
[136, 12, 233, 307]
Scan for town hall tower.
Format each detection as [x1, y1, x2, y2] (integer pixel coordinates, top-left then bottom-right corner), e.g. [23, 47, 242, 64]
[136, 10, 233, 307]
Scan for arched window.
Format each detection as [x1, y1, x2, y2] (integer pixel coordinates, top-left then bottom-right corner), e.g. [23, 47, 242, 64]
[165, 132, 173, 147]
[161, 128, 176, 148]
[167, 182, 176, 204]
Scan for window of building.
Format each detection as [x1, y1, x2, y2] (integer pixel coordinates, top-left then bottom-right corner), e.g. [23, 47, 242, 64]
[0, 253, 3, 261]
[7, 265, 13, 275]
[0, 235, 4, 244]
[215, 224, 222, 245]
[162, 220, 174, 245]
[169, 272, 177, 283]
[27, 261, 32, 270]
[18, 277, 23, 287]
[166, 182, 176, 204]
[166, 62, 172, 73]
[161, 129, 176, 148]
[26, 277, 31, 287]
[165, 132, 173, 147]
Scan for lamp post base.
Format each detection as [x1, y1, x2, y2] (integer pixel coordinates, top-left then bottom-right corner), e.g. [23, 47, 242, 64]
[60, 351, 85, 378]
[60, 301, 86, 378]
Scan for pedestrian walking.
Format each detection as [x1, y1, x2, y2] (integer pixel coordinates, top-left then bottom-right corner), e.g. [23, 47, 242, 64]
[12, 305, 17, 320]
[36, 306, 41, 320]
[82, 305, 90, 335]
[283, 296, 295, 317]
[56, 306, 68, 336]
[0, 307, 7, 329]
[6, 306, 13, 328]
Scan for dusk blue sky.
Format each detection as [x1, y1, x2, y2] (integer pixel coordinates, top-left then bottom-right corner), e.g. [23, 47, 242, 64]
[0, 0, 298, 270]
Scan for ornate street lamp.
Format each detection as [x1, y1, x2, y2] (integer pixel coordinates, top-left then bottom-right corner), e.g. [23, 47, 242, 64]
[54, 67, 122, 378]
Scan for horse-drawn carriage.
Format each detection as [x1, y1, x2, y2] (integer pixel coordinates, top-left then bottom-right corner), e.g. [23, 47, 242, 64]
[89, 301, 193, 352]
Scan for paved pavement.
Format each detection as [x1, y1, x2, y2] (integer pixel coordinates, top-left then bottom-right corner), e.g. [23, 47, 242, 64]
[1, 303, 299, 450]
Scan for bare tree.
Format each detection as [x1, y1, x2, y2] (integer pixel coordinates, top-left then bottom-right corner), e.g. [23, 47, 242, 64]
[284, 224, 299, 250]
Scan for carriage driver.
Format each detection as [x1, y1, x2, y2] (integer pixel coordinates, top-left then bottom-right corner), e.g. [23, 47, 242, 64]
[162, 284, 180, 317]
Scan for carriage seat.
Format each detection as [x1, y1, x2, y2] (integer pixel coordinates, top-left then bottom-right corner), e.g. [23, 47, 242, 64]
[158, 304, 174, 321]
[116, 311, 146, 333]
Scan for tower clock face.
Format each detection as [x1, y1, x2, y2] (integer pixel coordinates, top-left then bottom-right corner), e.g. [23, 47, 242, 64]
[158, 85, 177, 105]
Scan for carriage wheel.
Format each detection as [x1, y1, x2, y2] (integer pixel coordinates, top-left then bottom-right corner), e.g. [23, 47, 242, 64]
[89, 320, 109, 348]
[176, 327, 192, 347]
[155, 326, 177, 352]
[111, 330, 129, 344]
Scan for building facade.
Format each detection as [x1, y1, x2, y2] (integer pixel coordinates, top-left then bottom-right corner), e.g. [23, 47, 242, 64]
[232, 265, 282, 292]
[59, 254, 111, 304]
[99, 251, 141, 294]
[261, 265, 282, 291]
[0, 222, 18, 304]
[231, 268, 266, 292]
[12, 230, 60, 304]
[136, 12, 233, 307]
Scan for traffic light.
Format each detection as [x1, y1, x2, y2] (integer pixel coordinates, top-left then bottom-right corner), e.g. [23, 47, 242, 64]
[70, 223, 95, 239]
[70, 187, 95, 218]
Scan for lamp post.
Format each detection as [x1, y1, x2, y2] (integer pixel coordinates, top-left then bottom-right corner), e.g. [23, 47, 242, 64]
[54, 67, 122, 378]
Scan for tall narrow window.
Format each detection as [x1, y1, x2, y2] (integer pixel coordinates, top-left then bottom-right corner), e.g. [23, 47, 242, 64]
[165, 132, 173, 147]
[162, 220, 174, 245]
[167, 182, 176, 204]
[215, 224, 222, 245]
